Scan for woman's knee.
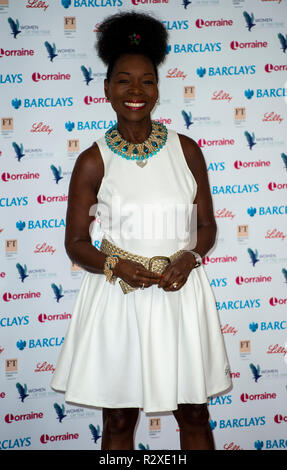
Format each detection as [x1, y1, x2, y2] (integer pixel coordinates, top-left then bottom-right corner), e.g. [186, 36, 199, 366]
[174, 403, 210, 429]
[102, 408, 139, 435]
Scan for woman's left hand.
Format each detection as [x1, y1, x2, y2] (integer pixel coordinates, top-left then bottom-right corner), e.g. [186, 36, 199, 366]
[157, 252, 197, 291]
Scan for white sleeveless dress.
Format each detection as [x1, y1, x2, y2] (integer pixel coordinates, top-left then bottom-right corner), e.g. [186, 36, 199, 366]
[51, 128, 232, 413]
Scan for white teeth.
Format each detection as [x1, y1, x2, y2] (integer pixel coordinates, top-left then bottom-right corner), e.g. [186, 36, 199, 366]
[124, 102, 146, 108]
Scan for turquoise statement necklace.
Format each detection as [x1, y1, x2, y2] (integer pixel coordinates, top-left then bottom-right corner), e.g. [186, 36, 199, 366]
[105, 121, 168, 168]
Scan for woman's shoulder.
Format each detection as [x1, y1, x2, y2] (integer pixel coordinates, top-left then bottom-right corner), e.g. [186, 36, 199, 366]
[72, 141, 104, 182]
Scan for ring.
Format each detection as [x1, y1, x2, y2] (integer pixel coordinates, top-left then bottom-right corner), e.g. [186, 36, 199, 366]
[172, 282, 178, 288]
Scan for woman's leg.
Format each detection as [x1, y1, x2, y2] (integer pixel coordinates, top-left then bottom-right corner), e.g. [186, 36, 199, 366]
[173, 403, 215, 450]
[101, 407, 140, 450]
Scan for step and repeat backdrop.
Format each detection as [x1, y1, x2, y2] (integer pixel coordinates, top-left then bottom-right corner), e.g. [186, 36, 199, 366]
[1, 0, 287, 452]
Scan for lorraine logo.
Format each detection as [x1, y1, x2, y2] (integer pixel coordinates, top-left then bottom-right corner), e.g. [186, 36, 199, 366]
[44, 41, 57, 62]
[8, 17, 21, 39]
[181, 110, 193, 129]
[81, 66, 93, 85]
[278, 33, 287, 53]
[16, 263, 29, 282]
[12, 142, 25, 161]
[51, 283, 64, 303]
[243, 12, 256, 32]
[247, 248, 259, 267]
[50, 165, 63, 184]
[16, 382, 29, 402]
[244, 131, 256, 150]
[89, 424, 102, 444]
[249, 363, 262, 383]
[54, 403, 67, 423]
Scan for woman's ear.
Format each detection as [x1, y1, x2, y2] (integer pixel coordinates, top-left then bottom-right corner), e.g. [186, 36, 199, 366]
[104, 79, 109, 101]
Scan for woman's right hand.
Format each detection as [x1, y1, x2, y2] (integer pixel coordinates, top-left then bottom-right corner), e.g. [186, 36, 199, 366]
[113, 258, 162, 289]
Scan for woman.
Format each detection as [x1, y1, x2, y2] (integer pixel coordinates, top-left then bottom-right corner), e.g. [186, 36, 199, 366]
[51, 12, 231, 450]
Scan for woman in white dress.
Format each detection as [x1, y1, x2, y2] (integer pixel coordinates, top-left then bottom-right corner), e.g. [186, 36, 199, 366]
[51, 12, 231, 450]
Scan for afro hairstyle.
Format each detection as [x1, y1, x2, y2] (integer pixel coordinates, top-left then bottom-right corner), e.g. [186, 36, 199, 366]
[96, 11, 168, 82]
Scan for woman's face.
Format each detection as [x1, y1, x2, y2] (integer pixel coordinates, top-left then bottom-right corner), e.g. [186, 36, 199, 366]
[104, 54, 159, 124]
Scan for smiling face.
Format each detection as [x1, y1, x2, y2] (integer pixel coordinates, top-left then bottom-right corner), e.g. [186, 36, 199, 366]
[104, 54, 159, 125]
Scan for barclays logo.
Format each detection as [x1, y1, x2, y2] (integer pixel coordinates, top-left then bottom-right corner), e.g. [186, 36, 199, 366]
[244, 88, 287, 99]
[65, 120, 116, 131]
[247, 205, 287, 216]
[196, 65, 255, 77]
[12, 97, 73, 109]
[169, 42, 221, 54]
[62, 0, 123, 7]
[17, 337, 64, 350]
[0, 73, 23, 84]
[16, 219, 66, 230]
[216, 298, 260, 311]
[162, 20, 189, 31]
[207, 162, 225, 171]
[212, 184, 259, 195]
[0, 196, 28, 207]
[249, 321, 287, 332]
[255, 440, 287, 450]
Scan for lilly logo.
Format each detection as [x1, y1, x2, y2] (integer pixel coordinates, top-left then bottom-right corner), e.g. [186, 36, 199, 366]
[247, 207, 256, 217]
[243, 11, 256, 32]
[247, 248, 259, 266]
[196, 67, 206, 77]
[54, 403, 67, 423]
[249, 322, 259, 332]
[244, 89, 254, 99]
[16, 220, 26, 231]
[8, 17, 21, 39]
[16, 340, 27, 351]
[16, 383, 29, 402]
[244, 131, 256, 150]
[81, 66, 93, 85]
[12, 142, 25, 161]
[16, 263, 29, 282]
[65, 121, 75, 132]
[44, 41, 57, 62]
[11, 98, 21, 109]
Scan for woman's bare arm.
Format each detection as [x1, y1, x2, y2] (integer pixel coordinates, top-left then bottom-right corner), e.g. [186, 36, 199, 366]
[178, 133, 217, 259]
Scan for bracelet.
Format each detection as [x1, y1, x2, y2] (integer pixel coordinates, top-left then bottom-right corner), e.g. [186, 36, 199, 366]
[103, 254, 120, 284]
[184, 250, 202, 268]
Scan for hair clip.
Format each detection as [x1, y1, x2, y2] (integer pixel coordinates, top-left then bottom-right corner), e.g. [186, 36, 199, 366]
[129, 33, 141, 46]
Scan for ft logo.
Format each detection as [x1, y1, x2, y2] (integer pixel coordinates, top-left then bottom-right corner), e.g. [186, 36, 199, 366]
[149, 417, 161, 437]
[64, 16, 76, 32]
[1, 117, 13, 131]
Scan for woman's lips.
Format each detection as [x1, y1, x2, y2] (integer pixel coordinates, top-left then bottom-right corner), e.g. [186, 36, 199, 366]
[124, 101, 146, 110]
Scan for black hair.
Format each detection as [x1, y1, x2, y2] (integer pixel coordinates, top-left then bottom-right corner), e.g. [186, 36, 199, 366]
[96, 11, 168, 82]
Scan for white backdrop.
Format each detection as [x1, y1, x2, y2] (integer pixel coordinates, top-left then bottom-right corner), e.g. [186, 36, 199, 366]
[1, 0, 287, 451]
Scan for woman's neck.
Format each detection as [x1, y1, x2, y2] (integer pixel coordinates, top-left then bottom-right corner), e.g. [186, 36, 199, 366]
[116, 117, 153, 144]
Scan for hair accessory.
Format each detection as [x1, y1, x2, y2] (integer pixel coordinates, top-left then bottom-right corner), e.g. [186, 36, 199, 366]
[105, 121, 168, 168]
[129, 32, 141, 46]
